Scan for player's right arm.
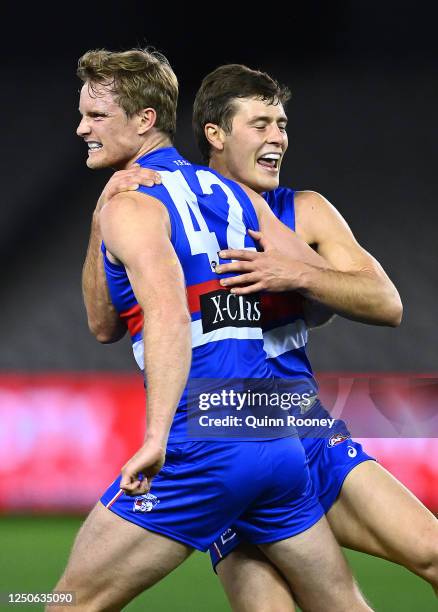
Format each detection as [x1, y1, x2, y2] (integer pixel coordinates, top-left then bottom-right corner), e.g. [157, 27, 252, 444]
[82, 206, 127, 343]
[99, 191, 192, 494]
[82, 166, 162, 343]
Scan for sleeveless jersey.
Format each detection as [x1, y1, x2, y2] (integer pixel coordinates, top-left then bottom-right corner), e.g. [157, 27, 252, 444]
[262, 188, 316, 394]
[103, 147, 276, 441]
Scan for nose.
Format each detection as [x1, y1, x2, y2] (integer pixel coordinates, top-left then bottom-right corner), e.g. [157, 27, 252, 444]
[76, 116, 91, 137]
[266, 123, 287, 147]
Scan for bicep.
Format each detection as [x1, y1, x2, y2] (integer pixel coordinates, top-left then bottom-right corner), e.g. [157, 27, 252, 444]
[299, 191, 386, 275]
[257, 197, 328, 267]
[100, 194, 187, 312]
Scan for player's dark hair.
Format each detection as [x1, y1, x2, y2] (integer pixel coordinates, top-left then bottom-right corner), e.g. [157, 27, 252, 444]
[77, 48, 179, 138]
[193, 64, 291, 162]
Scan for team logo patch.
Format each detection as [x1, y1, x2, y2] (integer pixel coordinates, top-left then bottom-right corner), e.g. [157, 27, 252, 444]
[133, 493, 160, 513]
[328, 433, 350, 448]
[200, 289, 261, 334]
[220, 528, 237, 546]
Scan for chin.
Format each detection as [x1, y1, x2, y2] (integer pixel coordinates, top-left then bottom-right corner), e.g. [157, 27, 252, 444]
[86, 155, 108, 170]
[255, 176, 279, 194]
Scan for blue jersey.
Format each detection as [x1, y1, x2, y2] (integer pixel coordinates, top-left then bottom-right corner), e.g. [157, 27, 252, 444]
[209, 188, 375, 568]
[262, 188, 348, 433]
[262, 188, 316, 393]
[103, 147, 277, 442]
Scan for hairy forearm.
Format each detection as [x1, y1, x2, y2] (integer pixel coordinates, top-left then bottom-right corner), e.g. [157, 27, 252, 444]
[82, 212, 127, 343]
[300, 265, 402, 326]
[142, 304, 192, 446]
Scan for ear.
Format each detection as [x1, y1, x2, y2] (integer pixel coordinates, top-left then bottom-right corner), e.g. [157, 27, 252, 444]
[204, 123, 225, 153]
[137, 108, 157, 135]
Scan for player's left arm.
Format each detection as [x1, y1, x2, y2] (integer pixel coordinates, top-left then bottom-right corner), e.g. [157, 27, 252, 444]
[100, 192, 192, 494]
[293, 190, 402, 326]
[217, 189, 402, 326]
[82, 167, 162, 344]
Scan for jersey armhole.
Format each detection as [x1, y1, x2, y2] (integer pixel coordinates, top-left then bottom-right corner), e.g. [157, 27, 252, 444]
[288, 190, 296, 232]
[227, 181, 260, 233]
[101, 241, 125, 271]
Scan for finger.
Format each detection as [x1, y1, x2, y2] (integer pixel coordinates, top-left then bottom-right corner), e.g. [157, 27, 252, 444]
[230, 282, 265, 295]
[121, 481, 150, 496]
[248, 229, 270, 251]
[137, 169, 162, 184]
[107, 183, 140, 199]
[248, 229, 262, 241]
[218, 249, 257, 261]
[120, 478, 141, 493]
[113, 167, 160, 185]
[120, 466, 143, 487]
[120, 471, 149, 492]
[216, 261, 254, 274]
[128, 479, 151, 496]
[220, 272, 260, 287]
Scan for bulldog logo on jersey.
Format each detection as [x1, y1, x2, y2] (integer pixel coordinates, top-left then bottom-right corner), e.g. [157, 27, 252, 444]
[328, 433, 351, 448]
[133, 493, 160, 513]
[200, 289, 261, 334]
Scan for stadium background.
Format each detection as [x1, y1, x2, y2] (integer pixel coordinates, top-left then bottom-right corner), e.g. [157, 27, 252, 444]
[1, 2, 437, 610]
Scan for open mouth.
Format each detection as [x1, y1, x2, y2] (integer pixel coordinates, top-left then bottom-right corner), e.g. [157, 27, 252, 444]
[87, 141, 103, 153]
[257, 153, 281, 171]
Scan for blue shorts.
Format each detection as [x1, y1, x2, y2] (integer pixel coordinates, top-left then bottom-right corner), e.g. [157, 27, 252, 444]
[100, 439, 324, 552]
[210, 434, 374, 568]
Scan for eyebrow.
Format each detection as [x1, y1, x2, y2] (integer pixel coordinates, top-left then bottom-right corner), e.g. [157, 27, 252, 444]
[78, 109, 108, 116]
[248, 115, 288, 125]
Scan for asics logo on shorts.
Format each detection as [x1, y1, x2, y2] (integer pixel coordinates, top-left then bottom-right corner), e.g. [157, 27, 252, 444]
[200, 289, 261, 334]
[220, 528, 238, 545]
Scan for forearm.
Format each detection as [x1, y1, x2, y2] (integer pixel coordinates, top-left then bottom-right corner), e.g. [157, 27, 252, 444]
[82, 212, 127, 343]
[142, 304, 192, 447]
[300, 265, 402, 326]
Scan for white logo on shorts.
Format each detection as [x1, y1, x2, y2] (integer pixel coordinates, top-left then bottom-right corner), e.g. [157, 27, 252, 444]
[347, 445, 358, 458]
[221, 528, 237, 545]
[133, 493, 160, 513]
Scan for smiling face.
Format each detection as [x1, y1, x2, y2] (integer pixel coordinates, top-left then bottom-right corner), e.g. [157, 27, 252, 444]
[77, 82, 145, 170]
[212, 97, 288, 193]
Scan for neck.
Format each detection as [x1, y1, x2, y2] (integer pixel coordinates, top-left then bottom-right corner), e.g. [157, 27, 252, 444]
[209, 155, 263, 195]
[120, 132, 173, 169]
[209, 155, 231, 180]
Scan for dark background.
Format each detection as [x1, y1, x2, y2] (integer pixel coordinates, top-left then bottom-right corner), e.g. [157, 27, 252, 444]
[1, 1, 437, 372]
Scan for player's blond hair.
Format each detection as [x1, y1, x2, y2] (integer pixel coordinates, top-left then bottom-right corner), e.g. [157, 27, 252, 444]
[77, 48, 179, 138]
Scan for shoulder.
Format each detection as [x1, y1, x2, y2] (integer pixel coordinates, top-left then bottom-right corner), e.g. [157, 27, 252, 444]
[99, 192, 172, 263]
[236, 182, 265, 206]
[293, 190, 350, 245]
[101, 191, 170, 228]
[294, 190, 330, 214]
